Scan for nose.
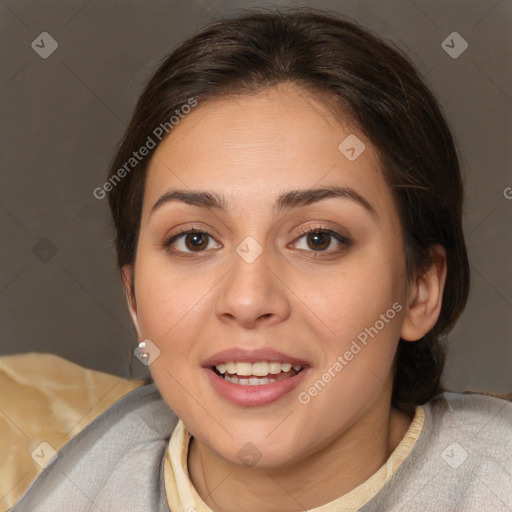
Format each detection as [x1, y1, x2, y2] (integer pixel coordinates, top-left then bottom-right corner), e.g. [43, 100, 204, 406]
[215, 246, 291, 329]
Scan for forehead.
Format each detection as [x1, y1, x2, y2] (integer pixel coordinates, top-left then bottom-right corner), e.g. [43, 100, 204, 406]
[143, 84, 394, 218]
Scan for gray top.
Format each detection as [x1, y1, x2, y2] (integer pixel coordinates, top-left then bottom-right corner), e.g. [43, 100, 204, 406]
[9, 384, 512, 512]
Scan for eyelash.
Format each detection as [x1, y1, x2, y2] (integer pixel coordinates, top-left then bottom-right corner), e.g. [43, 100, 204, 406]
[295, 224, 352, 252]
[162, 224, 351, 258]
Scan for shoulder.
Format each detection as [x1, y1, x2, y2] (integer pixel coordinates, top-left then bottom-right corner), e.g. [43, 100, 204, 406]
[413, 391, 512, 509]
[10, 383, 177, 512]
[432, 391, 512, 440]
[426, 391, 512, 465]
[363, 392, 512, 511]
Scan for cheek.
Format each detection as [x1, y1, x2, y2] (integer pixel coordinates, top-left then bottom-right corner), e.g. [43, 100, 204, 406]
[133, 252, 213, 340]
[300, 246, 404, 394]
[132, 266, 210, 415]
[310, 252, 403, 339]
[296, 307, 402, 436]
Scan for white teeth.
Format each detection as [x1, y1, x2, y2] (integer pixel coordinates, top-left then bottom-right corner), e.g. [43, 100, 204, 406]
[251, 362, 269, 376]
[224, 376, 272, 386]
[235, 362, 253, 376]
[214, 361, 304, 379]
[268, 362, 282, 374]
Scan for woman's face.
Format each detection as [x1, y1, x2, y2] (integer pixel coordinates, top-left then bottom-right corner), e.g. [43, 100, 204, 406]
[126, 83, 411, 467]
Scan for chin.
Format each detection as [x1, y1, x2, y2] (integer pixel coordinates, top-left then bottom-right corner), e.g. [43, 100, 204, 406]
[197, 423, 307, 469]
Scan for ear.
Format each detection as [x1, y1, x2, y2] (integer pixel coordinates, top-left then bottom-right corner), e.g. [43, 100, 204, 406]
[121, 265, 142, 339]
[400, 245, 447, 342]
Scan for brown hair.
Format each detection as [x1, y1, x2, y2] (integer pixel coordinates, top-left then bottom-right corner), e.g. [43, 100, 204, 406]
[107, 7, 470, 414]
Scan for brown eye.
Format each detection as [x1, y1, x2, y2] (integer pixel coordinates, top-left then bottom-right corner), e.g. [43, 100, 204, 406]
[305, 232, 331, 251]
[184, 232, 209, 251]
[293, 226, 351, 253]
[165, 229, 221, 254]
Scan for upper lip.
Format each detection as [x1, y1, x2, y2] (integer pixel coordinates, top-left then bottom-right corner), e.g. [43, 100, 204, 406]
[202, 347, 310, 368]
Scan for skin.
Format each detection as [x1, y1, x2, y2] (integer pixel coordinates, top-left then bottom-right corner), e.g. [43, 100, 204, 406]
[122, 82, 447, 511]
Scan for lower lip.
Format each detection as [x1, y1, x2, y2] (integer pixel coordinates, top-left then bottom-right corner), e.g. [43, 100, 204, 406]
[204, 367, 309, 407]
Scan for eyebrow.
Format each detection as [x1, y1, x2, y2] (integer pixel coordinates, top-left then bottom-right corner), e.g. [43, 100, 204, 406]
[150, 186, 376, 217]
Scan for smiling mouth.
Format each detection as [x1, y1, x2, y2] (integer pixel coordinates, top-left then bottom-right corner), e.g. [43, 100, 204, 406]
[211, 361, 305, 385]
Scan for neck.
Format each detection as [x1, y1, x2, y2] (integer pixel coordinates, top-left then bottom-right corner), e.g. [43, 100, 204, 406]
[187, 396, 413, 512]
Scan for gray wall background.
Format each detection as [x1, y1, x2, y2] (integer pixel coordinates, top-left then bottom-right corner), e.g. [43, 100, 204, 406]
[0, 0, 511, 391]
